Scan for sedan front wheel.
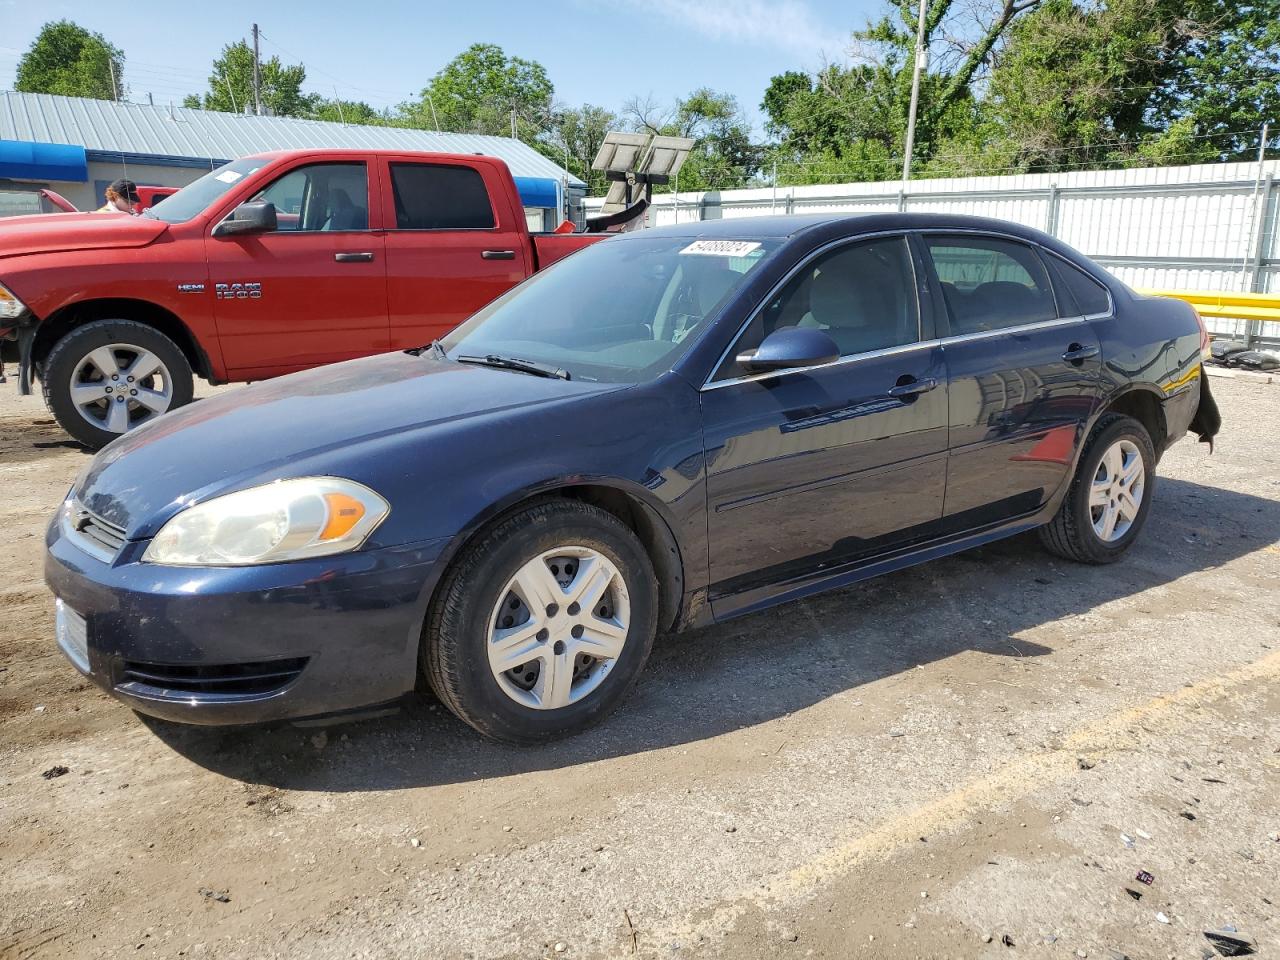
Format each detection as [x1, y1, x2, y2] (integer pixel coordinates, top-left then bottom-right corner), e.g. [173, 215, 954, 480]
[423, 498, 659, 743]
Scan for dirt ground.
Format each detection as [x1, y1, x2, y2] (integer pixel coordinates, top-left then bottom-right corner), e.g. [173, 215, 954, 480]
[2, 374, 1278, 960]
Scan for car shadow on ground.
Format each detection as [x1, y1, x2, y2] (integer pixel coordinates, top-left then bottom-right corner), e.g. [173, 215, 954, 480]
[145, 475, 1278, 791]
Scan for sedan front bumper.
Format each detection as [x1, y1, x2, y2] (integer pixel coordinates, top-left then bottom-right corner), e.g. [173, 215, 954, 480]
[44, 518, 449, 725]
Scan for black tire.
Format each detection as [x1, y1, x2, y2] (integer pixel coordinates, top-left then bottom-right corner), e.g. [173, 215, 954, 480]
[42, 320, 194, 450]
[423, 498, 659, 743]
[1038, 413, 1157, 564]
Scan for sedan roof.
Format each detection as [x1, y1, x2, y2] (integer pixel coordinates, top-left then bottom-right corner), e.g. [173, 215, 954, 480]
[635, 212, 1053, 244]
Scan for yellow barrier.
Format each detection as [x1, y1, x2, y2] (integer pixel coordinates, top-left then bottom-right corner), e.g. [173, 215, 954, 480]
[1137, 288, 1280, 322]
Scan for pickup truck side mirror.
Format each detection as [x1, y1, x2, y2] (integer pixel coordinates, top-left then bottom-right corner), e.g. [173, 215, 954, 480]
[213, 201, 278, 238]
[737, 327, 840, 373]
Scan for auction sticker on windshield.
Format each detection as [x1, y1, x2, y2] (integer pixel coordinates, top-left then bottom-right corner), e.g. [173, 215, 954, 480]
[214, 170, 244, 184]
[680, 240, 762, 257]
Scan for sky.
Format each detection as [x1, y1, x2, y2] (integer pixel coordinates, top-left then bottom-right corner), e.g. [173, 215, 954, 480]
[0, 0, 881, 133]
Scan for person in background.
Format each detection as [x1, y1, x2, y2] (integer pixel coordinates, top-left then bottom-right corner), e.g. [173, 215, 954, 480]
[96, 179, 140, 214]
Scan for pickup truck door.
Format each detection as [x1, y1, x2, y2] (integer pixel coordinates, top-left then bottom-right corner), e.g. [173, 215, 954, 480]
[205, 159, 389, 378]
[376, 156, 532, 349]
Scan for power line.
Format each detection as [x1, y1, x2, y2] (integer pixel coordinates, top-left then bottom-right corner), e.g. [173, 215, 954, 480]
[256, 31, 413, 108]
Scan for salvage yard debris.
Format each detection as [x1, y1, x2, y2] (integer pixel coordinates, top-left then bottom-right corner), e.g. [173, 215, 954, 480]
[1204, 928, 1257, 957]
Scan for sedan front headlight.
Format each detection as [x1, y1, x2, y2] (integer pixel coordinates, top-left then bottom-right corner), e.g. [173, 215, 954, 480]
[143, 477, 389, 566]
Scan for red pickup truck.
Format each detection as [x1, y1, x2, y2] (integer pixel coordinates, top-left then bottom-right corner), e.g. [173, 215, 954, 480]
[0, 149, 600, 447]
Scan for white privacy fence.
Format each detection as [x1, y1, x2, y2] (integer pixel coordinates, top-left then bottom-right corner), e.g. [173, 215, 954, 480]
[585, 160, 1280, 342]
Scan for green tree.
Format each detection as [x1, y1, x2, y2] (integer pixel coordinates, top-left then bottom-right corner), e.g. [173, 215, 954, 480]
[761, 0, 1049, 181]
[310, 98, 386, 125]
[402, 43, 553, 137]
[533, 104, 617, 194]
[185, 41, 313, 117]
[624, 89, 758, 191]
[987, 0, 1280, 170]
[15, 20, 123, 100]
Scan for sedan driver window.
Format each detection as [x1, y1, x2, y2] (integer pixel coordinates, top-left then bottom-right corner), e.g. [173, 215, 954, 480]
[714, 236, 920, 380]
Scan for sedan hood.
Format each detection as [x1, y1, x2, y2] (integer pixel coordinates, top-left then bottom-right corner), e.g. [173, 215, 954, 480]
[0, 212, 170, 259]
[75, 352, 625, 538]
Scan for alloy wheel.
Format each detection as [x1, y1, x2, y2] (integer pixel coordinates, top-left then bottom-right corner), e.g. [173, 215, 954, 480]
[70, 343, 174, 435]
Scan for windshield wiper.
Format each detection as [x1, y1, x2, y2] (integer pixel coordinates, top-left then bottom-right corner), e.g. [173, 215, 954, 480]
[456, 354, 571, 380]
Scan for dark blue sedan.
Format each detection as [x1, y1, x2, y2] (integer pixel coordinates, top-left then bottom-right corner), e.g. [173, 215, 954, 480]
[45, 214, 1221, 742]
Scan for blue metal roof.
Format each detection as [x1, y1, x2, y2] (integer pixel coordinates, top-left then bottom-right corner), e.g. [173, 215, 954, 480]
[513, 176, 559, 209]
[0, 138, 88, 181]
[0, 91, 584, 188]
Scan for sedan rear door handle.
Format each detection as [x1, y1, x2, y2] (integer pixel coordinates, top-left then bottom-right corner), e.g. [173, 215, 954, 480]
[482, 249, 516, 260]
[334, 252, 374, 263]
[887, 377, 938, 398]
[1062, 343, 1100, 363]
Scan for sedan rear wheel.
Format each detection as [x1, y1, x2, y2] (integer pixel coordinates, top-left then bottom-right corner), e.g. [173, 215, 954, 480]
[423, 498, 658, 743]
[1088, 438, 1145, 543]
[1039, 413, 1156, 564]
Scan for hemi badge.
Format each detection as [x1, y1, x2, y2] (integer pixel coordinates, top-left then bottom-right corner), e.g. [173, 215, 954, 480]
[177, 283, 205, 293]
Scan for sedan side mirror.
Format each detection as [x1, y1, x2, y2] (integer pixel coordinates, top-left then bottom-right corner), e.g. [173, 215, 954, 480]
[213, 201, 278, 238]
[737, 327, 840, 373]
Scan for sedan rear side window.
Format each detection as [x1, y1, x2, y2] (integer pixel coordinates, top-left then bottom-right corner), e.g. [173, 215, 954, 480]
[1045, 253, 1112, 317]
[927, 236, 1057, 334]
[390, 163, 496, 230]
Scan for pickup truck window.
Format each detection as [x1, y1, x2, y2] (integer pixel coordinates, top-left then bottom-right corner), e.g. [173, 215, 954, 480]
[254, 162, 368, 231]
[389, 162, 495, 230]
[441, 236, 779, 383]
[145, 157, 267, 224]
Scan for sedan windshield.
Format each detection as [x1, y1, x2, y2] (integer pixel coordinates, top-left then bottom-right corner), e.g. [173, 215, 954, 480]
[145, 157, 268, 224]
[441, 236, 779, 383]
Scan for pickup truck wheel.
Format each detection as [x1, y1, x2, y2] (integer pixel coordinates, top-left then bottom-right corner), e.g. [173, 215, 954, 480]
[43, 320, 194, 449]
[423, 499, 659, 743]
[1038, 413, 1156, 564]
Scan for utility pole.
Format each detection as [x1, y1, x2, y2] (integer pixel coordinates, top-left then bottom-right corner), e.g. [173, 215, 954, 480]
[901, 0, 928, 184]
[221, 70, 238, 115]
[251, 23, 263, 116]
[107, 57, 118, 102]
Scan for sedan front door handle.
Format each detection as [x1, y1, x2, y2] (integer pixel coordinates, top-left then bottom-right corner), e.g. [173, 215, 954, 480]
[334, 252, 375, 263]
[887, 377, 938, 398]
[1062, 343, 1100, 363]
[482, 249, 516, 260]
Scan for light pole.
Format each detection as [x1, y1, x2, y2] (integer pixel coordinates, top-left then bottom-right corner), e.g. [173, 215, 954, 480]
[901, 0, 928, 184]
